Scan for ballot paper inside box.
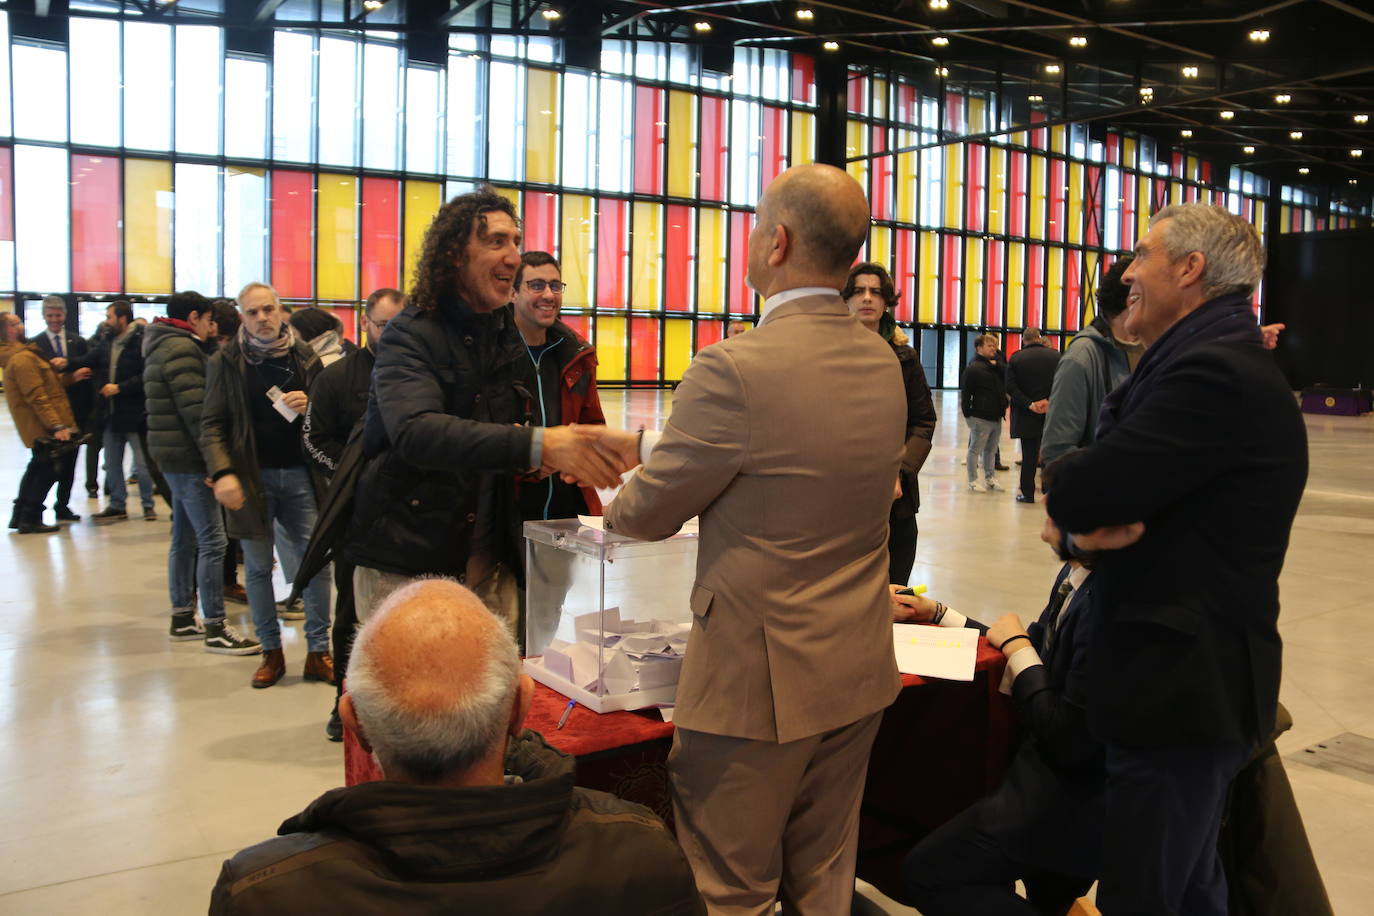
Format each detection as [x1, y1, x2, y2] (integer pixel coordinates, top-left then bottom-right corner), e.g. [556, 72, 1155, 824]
[522, 518, 698, 713]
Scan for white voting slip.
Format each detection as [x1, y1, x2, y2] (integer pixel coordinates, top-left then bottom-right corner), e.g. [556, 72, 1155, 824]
[892, 624, 979, 681]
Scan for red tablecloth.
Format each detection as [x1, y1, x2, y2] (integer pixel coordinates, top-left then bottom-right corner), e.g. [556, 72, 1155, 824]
[344, 640, 1012, 902]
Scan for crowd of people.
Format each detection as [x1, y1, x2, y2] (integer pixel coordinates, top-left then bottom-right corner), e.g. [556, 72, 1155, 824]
[2, 167, 1325, 915]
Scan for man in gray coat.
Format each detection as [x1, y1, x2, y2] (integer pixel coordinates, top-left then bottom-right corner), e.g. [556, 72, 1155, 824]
[143, 291, 260, 655]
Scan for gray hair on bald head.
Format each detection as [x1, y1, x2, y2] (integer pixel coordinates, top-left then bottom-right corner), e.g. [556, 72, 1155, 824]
[1151, 204, 1265, 299]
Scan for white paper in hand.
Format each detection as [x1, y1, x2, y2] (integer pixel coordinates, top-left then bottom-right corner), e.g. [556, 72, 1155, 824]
[892, 624, 979, 681]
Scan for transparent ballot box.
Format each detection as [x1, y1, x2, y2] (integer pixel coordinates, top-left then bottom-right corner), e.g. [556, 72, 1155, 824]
[523, 518, 698, 713]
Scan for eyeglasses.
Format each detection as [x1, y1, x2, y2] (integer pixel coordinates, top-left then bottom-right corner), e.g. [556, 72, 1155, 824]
[523, 279, 565, 294]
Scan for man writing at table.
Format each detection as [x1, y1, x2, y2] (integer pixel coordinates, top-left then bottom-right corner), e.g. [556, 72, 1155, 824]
[592, 163, 907, 914]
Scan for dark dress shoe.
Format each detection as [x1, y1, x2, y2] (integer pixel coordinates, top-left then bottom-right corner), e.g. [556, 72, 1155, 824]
[55, 508, 81, 523]
[252, 649, 286, 688]
[86, 487, 99, 499]
[995, 463, 1011, 471]
[224, 584, 249, 604]
[326, 699, 344, 742]
[18, 520, 59, 534]
[1015, 494, 1036, 503]
[303, 651, 336, 685]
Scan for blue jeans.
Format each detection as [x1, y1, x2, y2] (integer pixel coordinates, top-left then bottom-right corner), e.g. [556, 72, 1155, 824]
[165, 472, 228, 621]
[103, 428, 153, 512]
[241, 466, 331, 652]
[966, 417, 1001, 483]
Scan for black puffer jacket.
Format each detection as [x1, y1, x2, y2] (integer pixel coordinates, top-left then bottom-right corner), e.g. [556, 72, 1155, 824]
[78, 325, 147, 433]
[344, 297, 534, 578]
[960, 353, 1009, 422]
[208, 731, 705, 916]
[142, 319, 214, 474]
[302, 346, 374, 481]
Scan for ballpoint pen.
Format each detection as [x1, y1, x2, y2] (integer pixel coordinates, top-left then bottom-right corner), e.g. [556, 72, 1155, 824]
[556, 699, 576, 729]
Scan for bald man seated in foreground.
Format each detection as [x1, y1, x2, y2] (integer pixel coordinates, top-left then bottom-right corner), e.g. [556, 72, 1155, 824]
[209, 579, 704, 916]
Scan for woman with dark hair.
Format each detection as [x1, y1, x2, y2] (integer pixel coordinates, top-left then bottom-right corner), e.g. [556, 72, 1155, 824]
[289, 307, 351, 367]
[842, 262, 937, 585]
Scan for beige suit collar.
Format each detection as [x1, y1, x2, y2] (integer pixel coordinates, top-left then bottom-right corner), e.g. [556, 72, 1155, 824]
[759, 292, 850, 327]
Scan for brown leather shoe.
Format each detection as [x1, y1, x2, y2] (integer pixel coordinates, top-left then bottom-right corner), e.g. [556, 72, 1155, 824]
[303, 651, 335, 685]
[252, 649, 286, 688]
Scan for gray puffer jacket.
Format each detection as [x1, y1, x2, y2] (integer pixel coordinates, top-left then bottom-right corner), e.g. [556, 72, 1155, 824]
[142, 319, 213, 474]
[1040, 318, 1131, 466]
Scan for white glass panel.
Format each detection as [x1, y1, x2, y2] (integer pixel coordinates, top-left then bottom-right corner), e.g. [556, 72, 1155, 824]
[449, 33, 480, 51]
[491, 34, 519, 58]
[70, 18, 121, 147]
[23, 299, 47, 338]
[487, 61, 522, 182]
[560, 71, 594, 189]
[14, 145, 70, 291]
[318, 36, 358, 166]
[175, 163, 221, 294]
[405, 66, 443, 174]
[124, 22, 173, 151]
[272, 31, 315, 162]
[78, 300, 107, 338]
[223, 168, 267, 296]
[0, 14, 12, 136]
[728, 99, 761, 207]
[12, 45, 68, 143]
[600, 40, 631, 77]
[761, 49, 789, 103]
[634, 42, 666, 82]
[176, 26, 223, 155]
[595, 77, 632, 194]
[921, 142, 943, 228]
[526, 37, 556, 63]
[668, 44, 694, 87]
[1104, 166, 1121, 251]
[363, 42, 400, 171]
[445, 52, 482, 177]
[224, 57, 269, 159]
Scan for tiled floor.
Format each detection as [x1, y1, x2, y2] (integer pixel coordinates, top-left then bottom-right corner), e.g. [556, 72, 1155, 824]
[0, 390, 1371, 913]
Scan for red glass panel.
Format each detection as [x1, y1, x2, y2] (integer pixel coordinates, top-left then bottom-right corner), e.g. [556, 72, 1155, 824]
[700, 97, 727, 203]
[696, 319, 723, 351]
[791, 54, 815, 105]
[1026, 245, 1044, 328]
[663, 204, 692, 312]
[0, 147, 12, 243]
[1085, 165, 1102, 249]
[1106, 132, 1121, 165]
[1316, 216, 1327, 232]
[893, 228, 915, 323]
[896, 84, 917, 126]
[634, 86, 665, 196]
[596, 198, 627, 308]
[1120, 173, 1136, 250]
[1009, 152, 1027, 237]
[1004, 335, 1021, 358]
[330, 306, 358, 343]
[1064, 249, 1082, 330]
[941, 235, 961, 324]
[523, 190, 557, 253]
[729, 210, 753, 313]
[1048, 159, 1066, 242]
[966, 143, 986, 233]
[847, 74, 867, 114]
[360, 177, 400, 296]
[70, 154, 121, 293]
[561, 314, 589, 340]
[762, 105, 787, 186]
[1200, 161, 1211, 184]
[1029, 110, 1047, 150]
[1153, 178, 1169, 214]
[1171, 152, 1184, 176]
[271, 170, 315, 299]
[944, 92, 965, 134]
[870, 125, 891, 221]
[629, 317, 660, 381]
[984, 240, 1004, 326]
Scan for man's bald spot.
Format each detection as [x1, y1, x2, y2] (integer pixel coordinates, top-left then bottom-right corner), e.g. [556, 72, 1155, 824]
[359, 579, 507, 716]
[762, 164, 871, 271]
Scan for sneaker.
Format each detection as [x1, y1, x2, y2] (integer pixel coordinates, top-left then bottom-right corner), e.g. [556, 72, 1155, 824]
[277, 597, 305, 621]
[91, 507, 129, 523]
[204, 618, 262, 656]
[325, 698, 344, 742]
[143, 508, 158, 521]
[224, 583, 248, 605]
[967, 482, 979, 492]
[169, 611, 204, 641]
[985, 479, 1002, 492]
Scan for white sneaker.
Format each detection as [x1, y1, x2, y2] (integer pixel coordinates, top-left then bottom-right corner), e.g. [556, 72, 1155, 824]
[985, 479, 1002, 492]
[967, 482, 979, 492]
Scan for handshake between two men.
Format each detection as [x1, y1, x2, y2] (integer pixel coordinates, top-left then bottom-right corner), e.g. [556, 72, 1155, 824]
[537, 424, 645, 491]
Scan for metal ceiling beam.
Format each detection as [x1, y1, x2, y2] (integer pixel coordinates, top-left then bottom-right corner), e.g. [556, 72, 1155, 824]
[437, 0, 493, 28]
[252, 0, 288, 24]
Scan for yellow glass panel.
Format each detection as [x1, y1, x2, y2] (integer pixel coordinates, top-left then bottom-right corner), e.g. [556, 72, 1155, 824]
[403, 180, 444, 291]
[1010, 130, 1028, 148]
[1136, 177, 1150, 240]
[1186, 156, 1199, 180]
[988, 146, 1008, 236]
[1082, 250, 1100, 322]
[595, 316, 627, 382]
[492, 185, 520, 215]
[317, 174, 358, 301]
[124, 159, 172, 295]
[525, 69, 560, 184]
[918, 231, 939, 324]
[1046, 247, 1064, 331]
[1029, 155, 1046, 240]
[1051, 125, 1067, 155]
[630, 202, 662, 310]
[868, 225, 892, 268]
[943, 145, 963, 230]
[846, 119, 868, 188]
[963, 240, 982, 325]
[1066, 163, 1083, 246]
[1005, 242, 1026, 327]
[1253, 199, 1266, 242]
[667, 90, 697, 198]
[1122, 137, 1136, 169]
[896, 146, 918, 224]
[559, 194, 595, 308]
[790, 111, 815, 167]
[664, 318, 693, 382]
[967, 95, 987, 134]
[872, 78, 888, 119]
[697, 208, 727, 314]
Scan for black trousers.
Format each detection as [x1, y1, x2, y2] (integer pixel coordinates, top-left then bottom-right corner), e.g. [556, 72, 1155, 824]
[1018, 434, 1042, 499]
[51, 449, 79, 510]
[84, 436, 102, 493]
[332, 559, 357, 699]
[17, 447, 59, 514]
[904, 801, 1091, 916]
[888, 515, 918, 586]
[223, 537, 240, 585]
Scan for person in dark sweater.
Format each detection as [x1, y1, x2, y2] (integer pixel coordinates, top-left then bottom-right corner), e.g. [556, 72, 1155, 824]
[1005, 328, 1061, 503]
[961, 333, 1008, 492]
[201, 283, 332, 689]
[82, 300, 157, 522]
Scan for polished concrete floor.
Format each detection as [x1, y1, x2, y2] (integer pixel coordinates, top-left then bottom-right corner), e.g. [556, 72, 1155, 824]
[0, 389, 1371, 913]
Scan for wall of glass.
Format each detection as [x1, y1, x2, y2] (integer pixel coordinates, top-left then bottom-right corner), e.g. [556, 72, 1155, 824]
[0, 12, 1367, 385]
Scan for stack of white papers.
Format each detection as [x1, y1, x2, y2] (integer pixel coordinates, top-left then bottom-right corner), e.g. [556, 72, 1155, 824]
[891, 624, 979, 681]
[543, 605, 692, 695]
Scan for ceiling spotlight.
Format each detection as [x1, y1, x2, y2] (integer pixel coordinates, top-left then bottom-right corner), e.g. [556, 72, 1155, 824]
[1290, 130, 1303, 140]
[1139, 86, 1154, 96]
[1274, 93, 1291, 104]
[929, 0, 950, 9]
[1298, 167, 1310, 175]
[1350, 179, 1359, 185]
[362, 0, 384, 9]
[1243, 146, 1255, 154]
[1180, 129, 1193, 138]
[1045, 64, 1061, 74]
[1220, 110, 1235, 120]
[932, 36, 950, 47]
[935, 66, 950, 77]
[1069, 35, 1088, 47]
[1353, 149, 1365, 158]
[822, 40, 839, 51]
[540, 6, 560, 20]
[1181, 66, 1199, 79]
[795, 8, 815, 21]
[1248, 29, 1270, 42]
[693, 20, 711, 32]
[1355, 114, 1370, 124]
[1028, 94, 1044, 102]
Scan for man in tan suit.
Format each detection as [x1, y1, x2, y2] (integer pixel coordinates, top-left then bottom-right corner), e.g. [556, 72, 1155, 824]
[593, 164, 906, 914]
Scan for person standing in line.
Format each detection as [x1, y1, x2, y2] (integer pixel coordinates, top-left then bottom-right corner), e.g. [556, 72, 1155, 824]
[961, 333, 1008, 492]
[1005, 327, 1061, 503]
[843, 261, 936, 586]
[209, 299, 249, 606]
[32, 295, 92, 522]
[84, 300, 157, 522]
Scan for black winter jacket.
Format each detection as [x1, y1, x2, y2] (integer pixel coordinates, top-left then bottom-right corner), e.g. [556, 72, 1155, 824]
[76, 325, 148, 433]
[302, 346, 374, 481]
[890, 340, 937, 519]
[960, 354, 1008, 422]
[344, 297, 535, 578]
[1006, 341, 1062, 440]
[142, 320, 214, 474]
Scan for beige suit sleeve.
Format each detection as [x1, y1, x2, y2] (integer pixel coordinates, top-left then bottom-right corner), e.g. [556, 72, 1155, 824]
[606, 344, 746, 542]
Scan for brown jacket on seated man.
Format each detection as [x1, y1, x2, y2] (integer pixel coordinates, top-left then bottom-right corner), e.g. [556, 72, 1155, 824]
[209, 578, 704, 916]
